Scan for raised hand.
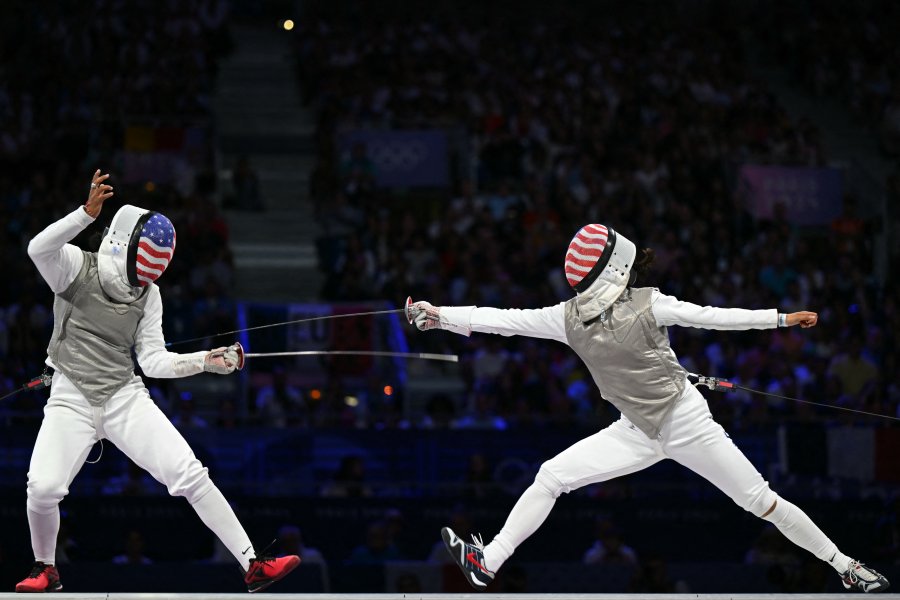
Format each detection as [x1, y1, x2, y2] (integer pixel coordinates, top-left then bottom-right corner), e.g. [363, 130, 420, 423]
[84, 169, 114, 218]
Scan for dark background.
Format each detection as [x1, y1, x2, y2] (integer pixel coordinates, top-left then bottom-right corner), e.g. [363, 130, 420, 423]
[1, 0, 899, 593]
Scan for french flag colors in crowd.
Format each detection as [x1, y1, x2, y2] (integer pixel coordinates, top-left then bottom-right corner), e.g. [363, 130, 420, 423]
[135, 213, 176, 285]
[782, 424, 900, 483]
[565, 223, 609, 289]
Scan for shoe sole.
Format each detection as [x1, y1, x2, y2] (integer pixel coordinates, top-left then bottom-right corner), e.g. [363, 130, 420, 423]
[441, 527, 489, 589]
[843, 579, 891, 593]
[247, 556, 301, 593]
[15, 582, 62, 593]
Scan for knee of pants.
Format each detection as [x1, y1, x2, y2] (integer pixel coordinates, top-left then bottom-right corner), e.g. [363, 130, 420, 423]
[740, 482, 779, 518]
[534, 463, 569, 499]
[163, 460, 214, 504]
[26, 474, 69, 513]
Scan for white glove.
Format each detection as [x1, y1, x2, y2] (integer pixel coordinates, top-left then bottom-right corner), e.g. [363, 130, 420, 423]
[406, 299, 443, 331]
[203, 343, 242, 374]
[405, 297, 473, 335]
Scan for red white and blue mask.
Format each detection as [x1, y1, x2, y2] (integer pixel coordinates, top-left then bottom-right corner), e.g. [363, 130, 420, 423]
[564, 223, 636, 321]
[98, 205, 176, 302]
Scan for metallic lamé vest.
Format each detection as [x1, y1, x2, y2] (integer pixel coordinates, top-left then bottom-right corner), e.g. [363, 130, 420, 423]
[564, 287, 686, 439]
[47, 251, 149, 405]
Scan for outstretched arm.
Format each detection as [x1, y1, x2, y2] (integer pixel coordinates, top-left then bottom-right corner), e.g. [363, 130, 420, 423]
[407, 299, 568, 343]
[27, 170, 113, 293]
[135, 286, 243, 377]
[650, 290, 818, 330]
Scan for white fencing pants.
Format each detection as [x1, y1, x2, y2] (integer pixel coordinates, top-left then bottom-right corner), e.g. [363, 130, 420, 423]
[483, 385, 844, 572]
[26, 372, 254, 568]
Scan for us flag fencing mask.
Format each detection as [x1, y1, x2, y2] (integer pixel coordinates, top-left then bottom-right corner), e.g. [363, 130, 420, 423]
[564, 224, 636, 318]
[98, 205, 176, 302]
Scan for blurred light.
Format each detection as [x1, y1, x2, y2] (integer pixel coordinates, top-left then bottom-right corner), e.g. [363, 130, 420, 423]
[309, 389, 322, 400]
[282, 19, 294, 31]
[383, 385, 393, 396]
[849, 304, 859, 314]
[144, 181, 156, 192]
[180, 391, 192, 400]
[344, 395, 358, 407]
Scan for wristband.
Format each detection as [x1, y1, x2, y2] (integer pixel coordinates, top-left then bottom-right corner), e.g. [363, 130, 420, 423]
[777, 313, 787, 327]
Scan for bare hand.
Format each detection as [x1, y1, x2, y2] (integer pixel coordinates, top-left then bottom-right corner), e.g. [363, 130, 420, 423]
[786, 311, 818, 328]
[84, 169, 114, 218]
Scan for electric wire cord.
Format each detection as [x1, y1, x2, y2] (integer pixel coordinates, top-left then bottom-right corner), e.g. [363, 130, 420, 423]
[730, 382, 900, 423]
[165, 307, 407, 347]
[691, 373, 900, 423]
[0, 371, 52, 402]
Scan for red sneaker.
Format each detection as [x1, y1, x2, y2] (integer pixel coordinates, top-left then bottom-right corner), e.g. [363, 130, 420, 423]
[244, 554, 301, 593]
[15, 562, 62, 593]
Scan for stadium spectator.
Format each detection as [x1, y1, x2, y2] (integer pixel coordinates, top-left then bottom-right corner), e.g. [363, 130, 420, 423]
[583, 518, 639, 567]
[347, 520, 403, 564]
[320, 455, 373, 498]
[112, 531, 153, 566]
[255, 365, 307, 428]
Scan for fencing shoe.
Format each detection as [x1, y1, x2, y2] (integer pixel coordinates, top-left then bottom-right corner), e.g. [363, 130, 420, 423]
[442, 526, 495, 589]
[244, 554, 301, 593]
[842, 559, 890, 593]
[15, 562, 62, 593]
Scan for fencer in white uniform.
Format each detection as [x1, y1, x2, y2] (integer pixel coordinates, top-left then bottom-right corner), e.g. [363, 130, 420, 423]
[17, 171, 299, 593]
[408, 223, 889, 593]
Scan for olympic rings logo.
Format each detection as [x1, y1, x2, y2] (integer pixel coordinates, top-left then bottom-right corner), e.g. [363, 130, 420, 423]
[366, 141, 429, 169]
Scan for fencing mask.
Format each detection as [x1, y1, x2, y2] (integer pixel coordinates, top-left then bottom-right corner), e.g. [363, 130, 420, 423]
[564, 223, 636, 320]
[97, 205, 176, 303]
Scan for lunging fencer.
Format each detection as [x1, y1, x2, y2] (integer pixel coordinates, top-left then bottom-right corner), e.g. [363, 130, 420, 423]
[17, 170, 299, 593]
[408, 223, 889, 593]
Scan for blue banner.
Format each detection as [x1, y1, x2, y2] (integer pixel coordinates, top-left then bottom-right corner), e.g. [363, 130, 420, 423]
[235, 301, 408, 381]
[738, 164, 843, 226]
[339, 130, 449, 188]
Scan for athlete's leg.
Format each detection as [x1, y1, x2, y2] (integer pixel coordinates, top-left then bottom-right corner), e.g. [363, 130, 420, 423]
[663, 386, 850, 572]
[483, 417, 662, 572]
[26, 374, 98, 564]
[102, 381, 255, 569]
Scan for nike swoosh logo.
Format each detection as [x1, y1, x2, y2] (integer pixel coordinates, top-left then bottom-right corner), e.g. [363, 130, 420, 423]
[466, 552, 490, 574]
[241, 546, 252, 556]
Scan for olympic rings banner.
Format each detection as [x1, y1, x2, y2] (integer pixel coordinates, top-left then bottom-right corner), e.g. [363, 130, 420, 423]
[738, 164, 843, 226]
[339, 129, 449, 188]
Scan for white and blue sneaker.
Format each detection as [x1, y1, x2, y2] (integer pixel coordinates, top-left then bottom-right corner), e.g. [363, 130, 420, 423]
[842, 560, 890, 593]
[441, 526, 495, 589]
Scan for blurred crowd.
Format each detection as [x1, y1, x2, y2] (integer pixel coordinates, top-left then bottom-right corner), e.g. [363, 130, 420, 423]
[751, 0, 900, 265]
[2, 1, 899, 436]
[0, 1, 898, 588]
[297, 4, 900, 432]
[752, 0, 900, 157]
[0, 0, 235, 419]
